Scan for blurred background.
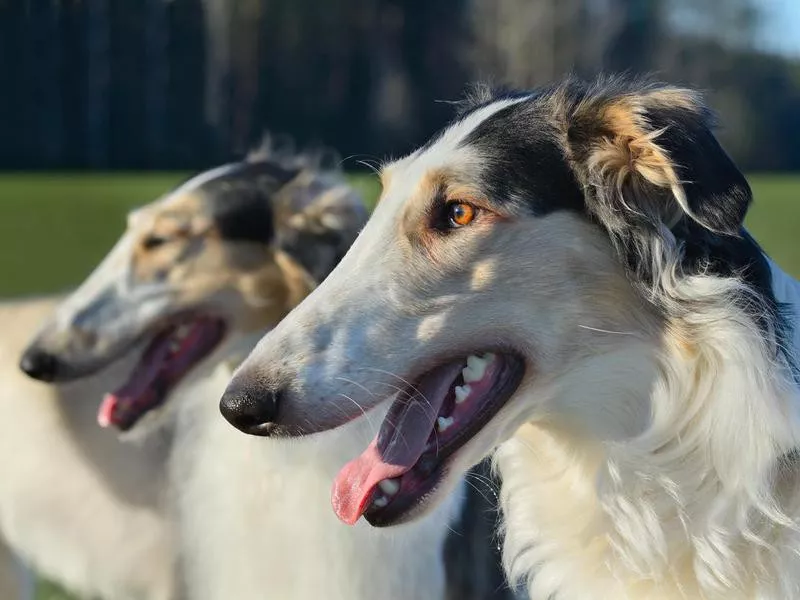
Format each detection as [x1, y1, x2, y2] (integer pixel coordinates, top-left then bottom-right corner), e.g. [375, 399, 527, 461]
[3, 0, 800, 170]
[0, 0, 797, 597]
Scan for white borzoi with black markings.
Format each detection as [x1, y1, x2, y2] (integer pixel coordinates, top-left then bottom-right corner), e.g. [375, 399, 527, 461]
[25, 144, 513, 600]
[222, 77, 800, 599]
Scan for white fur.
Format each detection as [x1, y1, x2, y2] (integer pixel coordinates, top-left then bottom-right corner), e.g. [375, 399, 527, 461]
[0, 296, 176, 600]
[170, 333, 464, 600]
[496, 259, 800, 600]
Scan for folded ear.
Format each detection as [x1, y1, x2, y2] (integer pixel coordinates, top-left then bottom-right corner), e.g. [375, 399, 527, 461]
[276, 180, 368, 282]
[565, 84, 751, 240]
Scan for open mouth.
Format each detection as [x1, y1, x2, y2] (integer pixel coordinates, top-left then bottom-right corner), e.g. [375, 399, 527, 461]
[97, 316, 226, 432]
[332, 351, 525, 527]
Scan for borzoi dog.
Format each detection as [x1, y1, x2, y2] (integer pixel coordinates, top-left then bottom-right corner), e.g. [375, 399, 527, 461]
[24, 146, 512, 599]
[221, 77, 800, 599]
[4, 146, 347, 600]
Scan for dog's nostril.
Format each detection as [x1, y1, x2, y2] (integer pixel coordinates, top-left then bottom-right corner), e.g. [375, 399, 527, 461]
[219, 386, 280, 436]
[19, 348, 60, 382]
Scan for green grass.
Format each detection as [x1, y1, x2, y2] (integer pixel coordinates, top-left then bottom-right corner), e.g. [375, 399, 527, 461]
[0, 173, 186, 297]
[743, 174, 800, 272]
[0, 171, 795, 600]
[35, 580, 75, 600]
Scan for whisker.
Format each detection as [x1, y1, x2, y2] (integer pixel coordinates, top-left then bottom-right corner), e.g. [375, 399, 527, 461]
[335, 376, 379, 399]
[364, 368, 431, 409]
[373, 381, 437, 420]
[578, 324, 637, 336]
[463, 474, 497, 507]
[336, 393, 373, 428]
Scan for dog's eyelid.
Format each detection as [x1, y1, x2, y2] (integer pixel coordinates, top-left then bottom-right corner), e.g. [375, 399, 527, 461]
[443, 189, 494, 210]
[141, 234, 172, 249]
[141, 226, 194, 249]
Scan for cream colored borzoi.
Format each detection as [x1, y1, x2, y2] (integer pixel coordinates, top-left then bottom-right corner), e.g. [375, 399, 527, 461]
[24, 144, 511, 599]
[221, 77, 800, 599]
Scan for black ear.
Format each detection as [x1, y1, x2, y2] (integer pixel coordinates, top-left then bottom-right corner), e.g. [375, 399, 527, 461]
[276, 183, 368, 282]
[209, 187, 275, 244]
[202, 162, 299, 244]
[643, 95, 751, 235]
[565, 82, 752, 239]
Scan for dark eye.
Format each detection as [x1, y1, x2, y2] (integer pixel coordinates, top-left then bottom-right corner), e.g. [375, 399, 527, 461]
[142, 235, 170, 250]
[446, 202, 477, 228]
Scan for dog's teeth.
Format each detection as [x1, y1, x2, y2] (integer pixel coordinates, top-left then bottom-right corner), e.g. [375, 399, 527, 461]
[175, 325, 192, 339]
[437, 416, 454, 432]
[463, 354, 489, 382]
[372, 496, 389, 508]
[379, 478, 400, 496]
[454, 384, 471, 404]
[169, 341, 181, 353]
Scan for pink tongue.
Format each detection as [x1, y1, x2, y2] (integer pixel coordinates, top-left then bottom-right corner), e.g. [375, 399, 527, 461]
[331, 361, 463, 525]
[331, 440, 412, 525]
[96, 338, 171, 428]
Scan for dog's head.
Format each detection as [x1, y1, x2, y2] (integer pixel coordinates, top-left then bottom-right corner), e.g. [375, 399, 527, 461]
[220, 77, 758, 527]
[21, 145, 367, 434]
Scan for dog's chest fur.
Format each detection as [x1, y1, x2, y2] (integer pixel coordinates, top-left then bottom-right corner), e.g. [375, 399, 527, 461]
[170, 352, 460, 600]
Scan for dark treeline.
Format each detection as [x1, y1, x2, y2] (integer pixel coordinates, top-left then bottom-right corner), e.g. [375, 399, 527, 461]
[1, 0, 798, 171]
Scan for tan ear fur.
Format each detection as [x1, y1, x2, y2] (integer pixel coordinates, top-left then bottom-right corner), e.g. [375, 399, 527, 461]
[578, 92, 701, 229]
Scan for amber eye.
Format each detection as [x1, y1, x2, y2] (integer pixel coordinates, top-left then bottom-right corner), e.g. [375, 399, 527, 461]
[447, 202, 476, 228]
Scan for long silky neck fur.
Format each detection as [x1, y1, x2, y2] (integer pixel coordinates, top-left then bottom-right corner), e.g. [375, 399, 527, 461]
[497, 261, 800, 600]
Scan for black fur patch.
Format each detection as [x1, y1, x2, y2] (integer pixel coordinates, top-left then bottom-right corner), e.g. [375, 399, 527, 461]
[276, 226, 348, 283]
[643, 104, 752, 235]
[457, 78, 791, 361]
[461, 100, 584, 216]
[195, 161, 300, 244]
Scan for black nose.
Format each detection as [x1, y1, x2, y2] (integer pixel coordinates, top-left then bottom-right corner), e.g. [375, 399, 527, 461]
[19, 348, 60, 382]
[219, 384, 280, 436]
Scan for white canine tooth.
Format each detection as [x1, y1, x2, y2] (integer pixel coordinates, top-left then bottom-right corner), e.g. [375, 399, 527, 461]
[372, 496, 389, 508]
[437, 416, 454, 432]
[463, 354, 488, 383]
[454, 384, 471, 404]
[379, 479, 400, 496]
[176, 324, 192, 339]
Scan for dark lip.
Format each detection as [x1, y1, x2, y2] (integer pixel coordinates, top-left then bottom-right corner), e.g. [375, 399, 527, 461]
[363, 352, 526, 527]
[112, 315, 228, 432]
[26, 307, 225, 383]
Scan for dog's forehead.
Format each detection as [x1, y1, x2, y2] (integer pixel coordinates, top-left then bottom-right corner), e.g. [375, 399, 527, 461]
[125, 163, 245, 230]
[126, 192, 201, 233]
[381, 96, 535, 204]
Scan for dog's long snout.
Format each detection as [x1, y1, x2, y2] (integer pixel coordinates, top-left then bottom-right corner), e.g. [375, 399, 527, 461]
[219, 381, 281, 436]
[19, 347, 61, 382]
